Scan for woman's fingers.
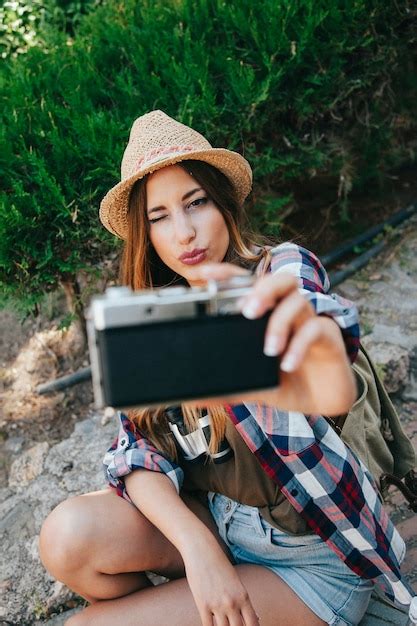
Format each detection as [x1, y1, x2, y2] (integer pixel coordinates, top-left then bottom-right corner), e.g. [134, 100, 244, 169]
[240, 600, 262, 626]
[200, 606, 215, 626]
[262, 290, 315, 361]
[199, 263, 251, 281]
[199, 266, 300, 313]
[282, 316, 344, 372]
[199, 266, 300, 329]
[201, 610, 214, 626]
[210, 613, 225, 626]
[212, 613, 231, 626]
[240, 272, 299, 319]
[226, 613, 245, 626]
[199, 600, 251, 626]
[211, 603, 257, 626]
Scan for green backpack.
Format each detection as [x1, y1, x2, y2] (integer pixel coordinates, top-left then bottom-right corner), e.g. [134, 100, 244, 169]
[328, 344, 416, 510]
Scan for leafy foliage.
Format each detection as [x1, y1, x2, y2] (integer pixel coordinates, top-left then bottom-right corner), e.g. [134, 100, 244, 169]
[0, 0, 101, 59]
[1, 0, 416, 314]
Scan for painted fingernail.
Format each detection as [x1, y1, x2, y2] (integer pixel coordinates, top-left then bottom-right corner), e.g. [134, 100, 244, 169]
[281, 354, 298, 372]
[242, 300, 261, 319]
[264, 335, 285, 357]
[264, 336, 279, 356]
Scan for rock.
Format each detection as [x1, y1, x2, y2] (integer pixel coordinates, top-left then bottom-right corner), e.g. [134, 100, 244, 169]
[8, 442, 49, 488]
[403, 346, 417, 401]
[0, 580, 12, 593]
[0, 501, 36, 537]
[4, 437, 24, 454]
[45, 582, 74, 611]
[0, 412, 115, 623]
[25, 536, 41, 562]
[0, 489, 12, 505]
[362, 340, 410, 394]
[41, 607, 82, 625]
[366, 324, 414, 351]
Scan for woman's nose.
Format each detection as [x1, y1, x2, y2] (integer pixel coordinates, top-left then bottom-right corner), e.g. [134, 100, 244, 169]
[174, 213, 196, 244]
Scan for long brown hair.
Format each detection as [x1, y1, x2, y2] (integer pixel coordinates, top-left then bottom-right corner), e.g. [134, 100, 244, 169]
[120, 160, 273, 460]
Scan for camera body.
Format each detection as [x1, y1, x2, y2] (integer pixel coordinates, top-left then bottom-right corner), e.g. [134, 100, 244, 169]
[87, 276, 278, 409]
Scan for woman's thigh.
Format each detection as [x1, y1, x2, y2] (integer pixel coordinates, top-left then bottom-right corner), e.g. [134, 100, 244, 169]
[66, 564, 326, 626]
[40, 487, 230, 581]
[209, 494, 373, 626]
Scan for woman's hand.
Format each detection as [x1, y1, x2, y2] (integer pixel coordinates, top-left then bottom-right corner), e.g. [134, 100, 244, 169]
[182, 538, 259, 626]
[193, 262, 356, 416]
[125, 472, 259, 625]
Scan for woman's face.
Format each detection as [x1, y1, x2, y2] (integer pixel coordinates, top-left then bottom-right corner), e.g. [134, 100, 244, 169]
[146, 164, 230, 286]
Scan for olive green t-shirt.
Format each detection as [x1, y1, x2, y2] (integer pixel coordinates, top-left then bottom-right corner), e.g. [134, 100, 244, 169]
[182, 416, 311, 535]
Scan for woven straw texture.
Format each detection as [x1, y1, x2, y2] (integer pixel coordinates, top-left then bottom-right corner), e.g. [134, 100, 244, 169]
[100, 110, 252, 239]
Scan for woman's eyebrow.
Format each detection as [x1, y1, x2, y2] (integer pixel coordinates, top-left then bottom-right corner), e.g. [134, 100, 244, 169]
[147, 187, 203, 215]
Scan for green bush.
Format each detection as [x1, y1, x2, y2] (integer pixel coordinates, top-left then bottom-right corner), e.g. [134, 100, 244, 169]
[0, 0, 101, 58]
[1, 0, 416, 315]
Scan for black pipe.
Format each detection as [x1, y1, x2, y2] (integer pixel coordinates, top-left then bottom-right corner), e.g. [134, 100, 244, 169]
[36, 366, 92, 395]
[36, 202, 416, 395]
[321, 202, 416, 267]
[328, 240, 386, 288]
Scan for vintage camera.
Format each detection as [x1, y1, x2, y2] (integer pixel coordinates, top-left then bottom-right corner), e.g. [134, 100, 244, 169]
[87, 276, 278, 409]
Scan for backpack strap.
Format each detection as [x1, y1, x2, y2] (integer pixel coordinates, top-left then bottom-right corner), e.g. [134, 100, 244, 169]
[380, 470, 417, 512]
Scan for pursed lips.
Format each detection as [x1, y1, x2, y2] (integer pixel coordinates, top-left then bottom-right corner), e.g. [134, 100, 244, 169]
[178, 249, 208, 265]
[179, 248, 207, 261]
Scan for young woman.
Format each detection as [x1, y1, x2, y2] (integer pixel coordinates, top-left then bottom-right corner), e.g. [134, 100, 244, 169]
[39, 111, 416, 626]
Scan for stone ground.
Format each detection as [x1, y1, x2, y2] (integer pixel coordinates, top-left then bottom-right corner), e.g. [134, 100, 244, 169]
[338, 213, 417, 597]
[0, 216, 416, 625]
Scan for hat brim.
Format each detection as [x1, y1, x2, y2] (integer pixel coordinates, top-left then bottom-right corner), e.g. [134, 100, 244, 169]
[99, 148, 252, 239]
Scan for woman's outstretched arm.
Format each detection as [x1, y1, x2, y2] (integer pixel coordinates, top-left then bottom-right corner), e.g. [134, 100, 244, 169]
[124, 470, 260, 626]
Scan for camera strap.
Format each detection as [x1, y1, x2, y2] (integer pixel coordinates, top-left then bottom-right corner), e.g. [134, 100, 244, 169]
[166, 407, 233, 464]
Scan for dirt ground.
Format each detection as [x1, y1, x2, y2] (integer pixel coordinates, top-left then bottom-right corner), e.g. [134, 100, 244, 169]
[0, 308, 94, 485]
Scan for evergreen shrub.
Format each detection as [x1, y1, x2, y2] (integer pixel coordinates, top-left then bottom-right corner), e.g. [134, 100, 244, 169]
[0, 0, 101, 59]
[1, 0, 416, 315]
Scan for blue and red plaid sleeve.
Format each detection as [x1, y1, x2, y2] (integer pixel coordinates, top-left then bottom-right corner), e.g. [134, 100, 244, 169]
[269, 243, 360, 362]
[103, 411, 184, 500]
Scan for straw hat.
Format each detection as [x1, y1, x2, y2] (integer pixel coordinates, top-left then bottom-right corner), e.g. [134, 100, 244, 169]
[100, 110, 253, 239]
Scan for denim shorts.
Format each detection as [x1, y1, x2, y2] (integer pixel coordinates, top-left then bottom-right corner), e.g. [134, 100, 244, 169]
[208, 492, 374, 626]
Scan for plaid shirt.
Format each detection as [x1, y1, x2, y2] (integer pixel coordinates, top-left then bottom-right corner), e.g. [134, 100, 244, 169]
[103, 243, 416, 619]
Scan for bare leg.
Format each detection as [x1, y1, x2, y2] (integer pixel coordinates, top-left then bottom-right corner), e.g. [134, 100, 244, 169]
[39, 488, 229, 603]
[40, 489, 325, 625]
[65, 564, 326, 626]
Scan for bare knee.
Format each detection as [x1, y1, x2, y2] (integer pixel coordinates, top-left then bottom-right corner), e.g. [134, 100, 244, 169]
[39, 495, 97, 581]
[39, 490, 164, 582]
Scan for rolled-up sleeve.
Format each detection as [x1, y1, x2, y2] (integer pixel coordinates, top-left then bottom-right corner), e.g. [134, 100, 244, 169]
[270, 243, 360, 362]
[103, 412, 184, 501]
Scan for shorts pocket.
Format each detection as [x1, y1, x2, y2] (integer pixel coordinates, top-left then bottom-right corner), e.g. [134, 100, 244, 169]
[268, 527, 326, 552]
